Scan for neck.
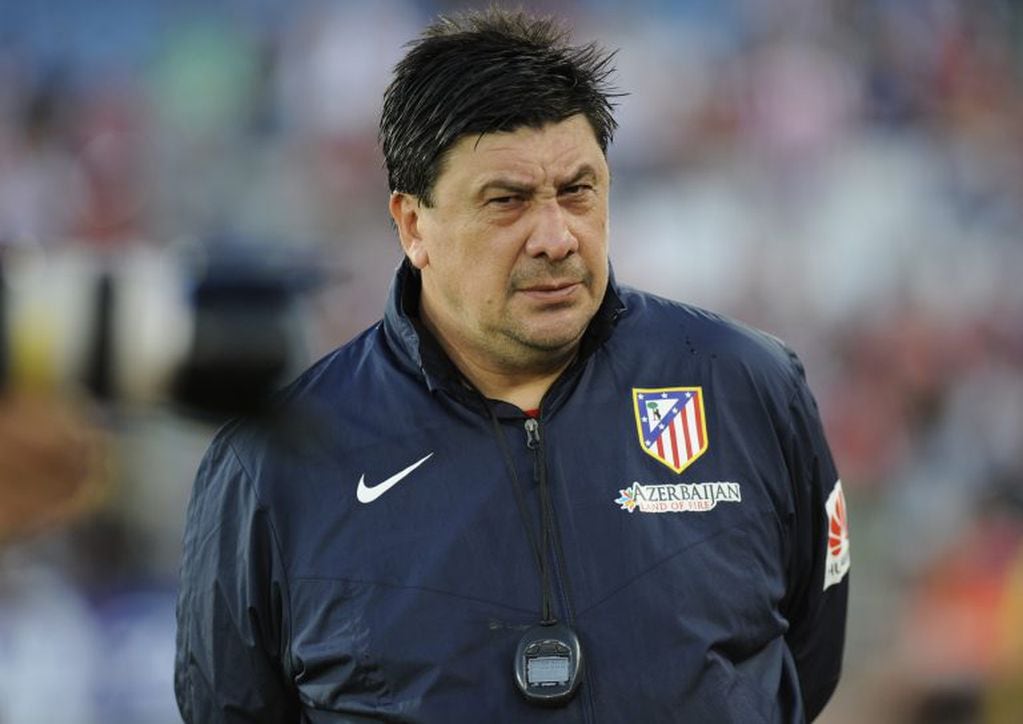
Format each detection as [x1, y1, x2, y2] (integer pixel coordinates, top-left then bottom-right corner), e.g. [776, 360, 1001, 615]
[420, 316, 576, 412]
[451, 351, 573, 412]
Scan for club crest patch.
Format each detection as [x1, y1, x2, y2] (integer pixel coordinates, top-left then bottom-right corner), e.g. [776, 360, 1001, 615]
[632, 387, 708, 474]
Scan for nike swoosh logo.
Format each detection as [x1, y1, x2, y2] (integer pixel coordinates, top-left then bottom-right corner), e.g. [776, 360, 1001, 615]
[356, 452, 434, 504]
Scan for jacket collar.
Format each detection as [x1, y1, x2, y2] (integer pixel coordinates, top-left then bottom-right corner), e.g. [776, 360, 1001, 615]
[383, 258, 626, 404]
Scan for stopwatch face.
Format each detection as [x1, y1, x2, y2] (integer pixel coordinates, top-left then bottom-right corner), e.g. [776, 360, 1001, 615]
[513, 622, 583, 706]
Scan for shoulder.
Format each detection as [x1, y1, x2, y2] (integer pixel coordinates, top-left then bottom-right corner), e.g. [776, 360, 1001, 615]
[614, 285, 803, 393]
[279, 321, 392, 405]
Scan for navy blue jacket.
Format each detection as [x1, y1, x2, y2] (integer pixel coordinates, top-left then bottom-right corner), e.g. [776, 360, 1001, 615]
[175, 262, 849, 722]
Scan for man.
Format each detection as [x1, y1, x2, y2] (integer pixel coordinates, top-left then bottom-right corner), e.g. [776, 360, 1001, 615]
[175, 9, 849, 722]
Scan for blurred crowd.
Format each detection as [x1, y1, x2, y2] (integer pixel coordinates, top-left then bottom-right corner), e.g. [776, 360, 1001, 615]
[1, 0, 1022, 721]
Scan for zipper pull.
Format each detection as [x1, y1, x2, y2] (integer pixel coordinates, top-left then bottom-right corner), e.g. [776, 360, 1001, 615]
[524, 417, 540, 450]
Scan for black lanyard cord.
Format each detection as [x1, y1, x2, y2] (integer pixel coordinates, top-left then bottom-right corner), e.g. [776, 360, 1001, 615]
[533, 425, 577, 626]
[488, 405, 586, 707]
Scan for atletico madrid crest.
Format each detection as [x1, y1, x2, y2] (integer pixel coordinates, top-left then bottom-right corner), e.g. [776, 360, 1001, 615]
[632, 387, 709, 474]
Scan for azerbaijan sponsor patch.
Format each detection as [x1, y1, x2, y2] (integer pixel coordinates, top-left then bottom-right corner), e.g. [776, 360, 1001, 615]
[615, 481, 741, 514]
[823, 479, 851, 590]
[632, 387, 708, 474]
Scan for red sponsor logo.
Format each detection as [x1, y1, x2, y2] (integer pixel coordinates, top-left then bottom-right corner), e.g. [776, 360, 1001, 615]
[824, 480, 851, 590]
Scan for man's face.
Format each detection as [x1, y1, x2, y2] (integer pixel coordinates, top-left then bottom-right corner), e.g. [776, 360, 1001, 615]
[392, 114, 610, 375]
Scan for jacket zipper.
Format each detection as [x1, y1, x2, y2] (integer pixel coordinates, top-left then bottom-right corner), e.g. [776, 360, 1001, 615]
[523, 417, 597, 724]
[523, 418, 572, 620]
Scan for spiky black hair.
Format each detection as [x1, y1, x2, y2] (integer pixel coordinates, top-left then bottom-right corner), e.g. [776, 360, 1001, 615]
[379, 8, 620, 205]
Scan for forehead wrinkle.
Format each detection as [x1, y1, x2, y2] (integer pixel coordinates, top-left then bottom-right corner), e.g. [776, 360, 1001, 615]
[470, 151, 599, 187]
[443, 117, 606, 197]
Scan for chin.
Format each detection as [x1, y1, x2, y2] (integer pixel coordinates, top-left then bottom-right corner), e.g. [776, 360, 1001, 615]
[500, 301, 597, 352]
[519, 320, 590, 353]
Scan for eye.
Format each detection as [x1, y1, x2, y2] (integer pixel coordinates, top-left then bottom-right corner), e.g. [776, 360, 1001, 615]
[486, 194, 521, 207]
[561, 184, 593, 196]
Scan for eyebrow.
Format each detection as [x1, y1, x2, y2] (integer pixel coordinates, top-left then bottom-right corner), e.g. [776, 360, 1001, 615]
[476, 164, 599, 199]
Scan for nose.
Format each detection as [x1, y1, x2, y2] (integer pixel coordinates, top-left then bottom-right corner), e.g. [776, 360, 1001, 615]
[524, 200, 578, 261]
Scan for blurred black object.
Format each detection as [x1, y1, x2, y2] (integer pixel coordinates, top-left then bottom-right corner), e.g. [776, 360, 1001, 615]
[0, 237, 327, 420]
[83, 270, 116, 402]
[170, 237, 323, 420]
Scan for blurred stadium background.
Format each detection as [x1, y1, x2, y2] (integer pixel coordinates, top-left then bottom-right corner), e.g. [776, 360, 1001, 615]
[1, 0, 1022, 721]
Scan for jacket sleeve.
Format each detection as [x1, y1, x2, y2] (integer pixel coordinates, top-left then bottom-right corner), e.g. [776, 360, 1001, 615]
[175, 429, 299, 723]
[780, 356, 850, 721]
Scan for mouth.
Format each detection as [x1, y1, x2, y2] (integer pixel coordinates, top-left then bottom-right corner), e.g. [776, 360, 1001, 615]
[517, 280, 583, 302]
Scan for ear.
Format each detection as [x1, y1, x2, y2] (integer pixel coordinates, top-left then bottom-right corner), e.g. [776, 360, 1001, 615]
[389, 192, 429, 270]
